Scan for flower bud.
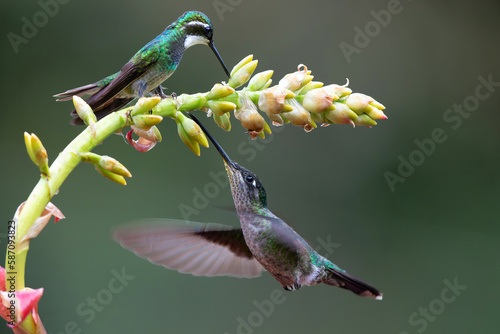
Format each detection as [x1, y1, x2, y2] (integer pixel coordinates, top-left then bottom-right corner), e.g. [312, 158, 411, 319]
[247, 70, 274, 91]
[299, 81, 324, 95]
[323, 82, 352, 99]
[152, 98, 178, 118]
[207, 100, 236, 116]
[325, 102, 358, 126]
[80, 152, 131, 184]
[278, 64, 314, 92]
[206, 83, 235, 100]
[95, 165, 127, 185]
[230, 54, 253, 77]
[178, 112, 209, 148]
[354, 114, 377, 127]
[281, 99, 316, 132]
[131, 125, 162, 143]
[131, 96, 162, 116]
[178, 93, 206, 112]
[228, 60, 259, 89]
[235, 94, 265, 139]
[99, 155, 132, 178]
[258, 86, 294, 115]
[213, 112, 231, 131]
[345, 93, 387, 119]
[302, 87, 338, 113]
[177, 120, 200, 156]
[73, 96, 97, 125]
[132, 114, 163, 129]
[24, 132, 50, 176]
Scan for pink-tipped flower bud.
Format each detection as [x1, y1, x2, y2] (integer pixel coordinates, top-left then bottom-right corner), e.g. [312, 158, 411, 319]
[302, 87, 338, 113]
[278, 64, 314, 92]
[258, 85, 294, 116]
[281, 99, 317, 132]
[325, 102, 358, 126]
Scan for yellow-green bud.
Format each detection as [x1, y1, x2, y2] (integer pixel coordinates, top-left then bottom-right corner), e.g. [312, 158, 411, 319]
[152, 98, 178, 118]
[73, 96, 97, 125]
[213, 112, 231, 131]
[206, 83, 235, 100]
[131, 96, 162, 116]
[325, 102, 358, 125]
[299, 81, 324, 95]
[302, 87, 338, 113]
[354, 114, 377, 127]
[345, 93, 387, 119]
[99, 155, 132, 178]
[230, 54, 253, 77]
[95, 165, 127, 185]
[132, 114, 163, 129]
[177, 120, 200, 156]
[281, 99, 316, 132]
[247, 70, 274, 91]
[178, 113, 209, 148]
[25, 132, 50, 175]
[207, 100, 236, 116]
[228, 60, 258, 89]
[178, 93, 206, 111]
[235, 94, 265, 139]
[278, 64, 314, 92]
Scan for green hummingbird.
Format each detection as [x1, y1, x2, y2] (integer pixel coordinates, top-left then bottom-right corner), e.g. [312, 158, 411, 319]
[113, 114, 382, 299]
[54, 11, 230, 125]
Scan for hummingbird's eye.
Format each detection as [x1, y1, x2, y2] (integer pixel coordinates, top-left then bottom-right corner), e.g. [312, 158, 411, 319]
[245, 174, 254, 184]
[204, 26, 213, 39]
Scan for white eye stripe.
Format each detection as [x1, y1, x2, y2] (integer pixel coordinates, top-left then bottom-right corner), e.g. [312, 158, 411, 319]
[185, 21, 210, 30]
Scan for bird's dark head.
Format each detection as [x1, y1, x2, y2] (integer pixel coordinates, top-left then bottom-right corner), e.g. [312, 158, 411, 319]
[188, 113, 267, 211]
[175, 11, 230, 77]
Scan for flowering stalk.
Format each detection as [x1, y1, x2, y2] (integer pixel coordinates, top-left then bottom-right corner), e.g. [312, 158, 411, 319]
[4, 55, 388, 333]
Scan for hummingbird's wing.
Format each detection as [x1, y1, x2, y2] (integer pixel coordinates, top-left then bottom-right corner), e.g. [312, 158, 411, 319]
[113, 219, 264, 278]
[237, 212, 310, 254]
[66, 45, 161, 123]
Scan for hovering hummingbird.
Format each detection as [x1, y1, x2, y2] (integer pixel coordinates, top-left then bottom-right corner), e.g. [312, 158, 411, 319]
[114, 114, 382, 299]
[54, 11, 230, 125]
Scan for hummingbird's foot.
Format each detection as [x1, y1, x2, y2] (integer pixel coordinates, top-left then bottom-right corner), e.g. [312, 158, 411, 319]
[283, 281, 301, 291]
[154, 85, 169, 99]
[169, 92, 177, 98]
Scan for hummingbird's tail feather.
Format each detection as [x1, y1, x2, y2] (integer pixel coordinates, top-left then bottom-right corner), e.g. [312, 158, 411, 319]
[113, 219, 264, 278]
[53, 83, 100, 101]
[325, 267, 383, 300]
[70, 97, 135, 125]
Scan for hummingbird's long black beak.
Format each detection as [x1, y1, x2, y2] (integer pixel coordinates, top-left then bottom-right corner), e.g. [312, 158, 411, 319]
[209, 41, 230, 78]
[188, 112, 237, 168]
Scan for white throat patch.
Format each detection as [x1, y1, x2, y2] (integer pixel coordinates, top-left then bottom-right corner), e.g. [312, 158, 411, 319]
[184, 35, 209, 49]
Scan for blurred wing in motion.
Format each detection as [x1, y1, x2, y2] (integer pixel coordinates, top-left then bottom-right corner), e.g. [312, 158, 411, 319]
[113, 219, 264, 278]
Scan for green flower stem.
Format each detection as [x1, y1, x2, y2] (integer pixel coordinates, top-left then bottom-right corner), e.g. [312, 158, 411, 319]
[6, 109, 130, 331]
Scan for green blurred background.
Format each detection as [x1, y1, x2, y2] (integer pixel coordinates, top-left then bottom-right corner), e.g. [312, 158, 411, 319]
[1, 0, 499, 333]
